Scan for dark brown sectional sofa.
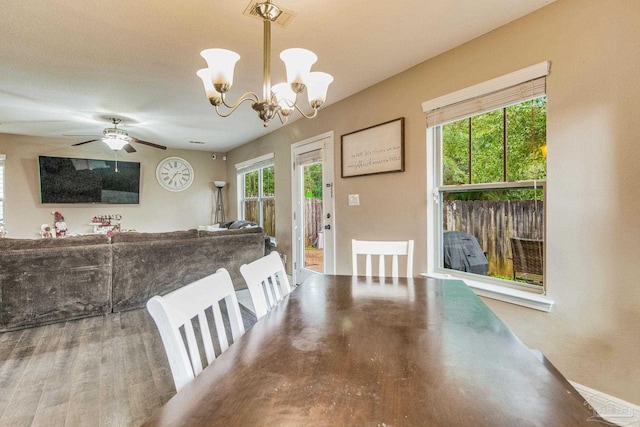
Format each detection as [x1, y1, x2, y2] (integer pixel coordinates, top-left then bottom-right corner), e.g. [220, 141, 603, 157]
[0, 227, 264, 332]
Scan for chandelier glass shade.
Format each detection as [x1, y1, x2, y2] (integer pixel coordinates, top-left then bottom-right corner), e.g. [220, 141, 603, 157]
[196, 0, 333, 127]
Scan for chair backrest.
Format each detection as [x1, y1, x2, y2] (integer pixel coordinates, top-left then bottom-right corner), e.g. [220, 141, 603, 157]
[352, 239, 414, 278]
[510, 238, 544, 278]
[146, 268, 245, 392]
[240, 251, 292, 319]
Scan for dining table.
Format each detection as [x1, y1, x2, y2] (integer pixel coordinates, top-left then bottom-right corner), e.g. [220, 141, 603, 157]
[143, 275, 596, 426]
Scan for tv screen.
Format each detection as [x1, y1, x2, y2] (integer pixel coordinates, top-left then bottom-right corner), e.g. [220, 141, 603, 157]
[39, 156, 140, 204]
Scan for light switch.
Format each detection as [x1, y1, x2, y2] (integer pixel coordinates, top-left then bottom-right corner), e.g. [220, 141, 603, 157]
[348, 194, 360, 206]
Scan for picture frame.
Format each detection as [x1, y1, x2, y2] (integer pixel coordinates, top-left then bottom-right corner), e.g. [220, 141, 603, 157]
[341, 117, 405, 178]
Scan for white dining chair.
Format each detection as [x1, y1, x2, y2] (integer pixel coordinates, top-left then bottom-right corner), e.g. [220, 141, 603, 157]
[146, 268, 245, 392]
[352, 239, 415, 278]
[240, 251, 292, 319]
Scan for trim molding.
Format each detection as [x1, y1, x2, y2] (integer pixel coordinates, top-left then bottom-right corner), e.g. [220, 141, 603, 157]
[571, 382, 640, 426]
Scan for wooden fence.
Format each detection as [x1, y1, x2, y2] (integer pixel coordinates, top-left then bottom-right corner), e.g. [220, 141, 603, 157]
[443, 199, 544, 278]
[305, 198, 323, 247]
[243, 199, 276, 237]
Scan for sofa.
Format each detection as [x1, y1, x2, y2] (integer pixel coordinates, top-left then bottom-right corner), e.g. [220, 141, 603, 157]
[0, 234, 112, 331]
[0, 227, 264, 332]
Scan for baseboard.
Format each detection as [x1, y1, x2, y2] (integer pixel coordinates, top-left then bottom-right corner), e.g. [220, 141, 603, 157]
[570, 381, 640, 426]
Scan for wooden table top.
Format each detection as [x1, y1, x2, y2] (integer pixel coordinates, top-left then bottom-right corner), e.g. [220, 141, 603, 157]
[144, 275, 594, 426]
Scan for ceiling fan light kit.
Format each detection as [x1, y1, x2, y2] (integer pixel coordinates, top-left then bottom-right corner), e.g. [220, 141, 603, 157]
[196, 0, 333, 127]
[71, 118, 167, 152]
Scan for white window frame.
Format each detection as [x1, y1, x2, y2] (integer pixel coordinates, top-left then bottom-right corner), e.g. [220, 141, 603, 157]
[235, 153, 275, 232]
[423, 62, 554, 312]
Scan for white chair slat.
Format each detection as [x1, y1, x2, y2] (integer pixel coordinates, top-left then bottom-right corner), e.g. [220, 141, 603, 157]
[210, 301, 229, 353]
[146, 268, 245, 392]
[352, 239, 415, 278]
[197, 312, 215, 365]
[240, 252, 292, 320]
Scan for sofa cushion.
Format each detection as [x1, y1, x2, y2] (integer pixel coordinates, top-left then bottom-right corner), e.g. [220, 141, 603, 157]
[110, 229, 198, 243]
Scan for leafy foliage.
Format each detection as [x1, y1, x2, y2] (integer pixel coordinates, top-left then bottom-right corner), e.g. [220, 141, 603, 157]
[304, 163, 323, 200]
[442, 97, 546, 201]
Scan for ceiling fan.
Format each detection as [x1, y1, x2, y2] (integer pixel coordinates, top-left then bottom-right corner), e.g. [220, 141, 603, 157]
[70, 118, 167, 152]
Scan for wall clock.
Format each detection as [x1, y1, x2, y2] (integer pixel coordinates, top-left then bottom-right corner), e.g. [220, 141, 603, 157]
[156, 156, 194, 192]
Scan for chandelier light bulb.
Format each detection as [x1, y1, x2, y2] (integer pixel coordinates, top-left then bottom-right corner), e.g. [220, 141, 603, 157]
[271, 83, 296, 115]
[306, 72, 334, 109]
[200, 49, 241, 90]
[196, 69, 222, 105]
[280, 48, 317, 92]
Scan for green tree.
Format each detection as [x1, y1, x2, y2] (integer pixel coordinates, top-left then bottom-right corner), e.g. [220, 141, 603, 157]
[304, 163, 323, 200]
[442, 97, 546, 201]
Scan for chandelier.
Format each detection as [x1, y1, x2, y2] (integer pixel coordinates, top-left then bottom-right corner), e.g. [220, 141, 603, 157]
[196, 0, 333, 127]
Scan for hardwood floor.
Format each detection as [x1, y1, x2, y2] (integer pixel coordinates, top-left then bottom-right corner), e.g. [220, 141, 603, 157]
[0, 304, 257, 427]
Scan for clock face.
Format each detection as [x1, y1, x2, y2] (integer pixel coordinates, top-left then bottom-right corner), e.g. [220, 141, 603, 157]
[156, 157, 194, 192]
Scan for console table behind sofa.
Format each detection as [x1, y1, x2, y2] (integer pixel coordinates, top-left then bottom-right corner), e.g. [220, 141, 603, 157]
[0, 228, 265, 332]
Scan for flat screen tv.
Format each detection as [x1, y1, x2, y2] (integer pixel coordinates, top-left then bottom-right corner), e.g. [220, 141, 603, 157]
[38, 156, 140, 204]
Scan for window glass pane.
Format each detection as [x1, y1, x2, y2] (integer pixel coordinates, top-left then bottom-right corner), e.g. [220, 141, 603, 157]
[262, 199, 276, 237]
[471, 109, 504, 184]
[506, 97, 547, 181]
[441, 187, 544, 286]
[262, 166, 275, 197]
[244, 200, 259, 224]
[442, 119, 470, 185]
[244, 170, 259, 198]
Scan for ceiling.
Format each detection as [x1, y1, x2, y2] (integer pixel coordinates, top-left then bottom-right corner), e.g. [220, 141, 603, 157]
[0, 0, 554, 153]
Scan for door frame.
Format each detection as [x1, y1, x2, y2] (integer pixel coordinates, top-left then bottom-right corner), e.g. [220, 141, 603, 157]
[291, 131, 335, 285]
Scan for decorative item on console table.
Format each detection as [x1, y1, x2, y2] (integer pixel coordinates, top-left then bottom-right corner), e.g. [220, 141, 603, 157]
[90, 214, 122, 236]
[40, 224, 53, 238]
[53, 211, 67, 237]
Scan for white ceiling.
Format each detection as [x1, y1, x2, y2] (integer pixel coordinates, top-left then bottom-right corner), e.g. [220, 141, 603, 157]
[0, 0, 554, 153]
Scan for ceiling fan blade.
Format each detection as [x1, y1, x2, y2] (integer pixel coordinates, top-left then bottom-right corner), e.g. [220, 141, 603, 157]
[71, 139, 99, 146]
[123, 144, 137, 153]
[130, 137, 167, 150]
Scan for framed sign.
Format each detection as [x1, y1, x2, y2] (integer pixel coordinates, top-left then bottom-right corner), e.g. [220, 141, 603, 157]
[341, 118, 405, 178]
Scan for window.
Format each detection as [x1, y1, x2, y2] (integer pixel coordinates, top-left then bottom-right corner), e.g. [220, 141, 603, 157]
[236, 153, 275, 237]
[0, 154, 4, 235]
[424, 63, 549, 296]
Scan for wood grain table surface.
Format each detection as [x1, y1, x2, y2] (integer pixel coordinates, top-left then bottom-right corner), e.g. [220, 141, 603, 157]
[143, 275, 596, 426]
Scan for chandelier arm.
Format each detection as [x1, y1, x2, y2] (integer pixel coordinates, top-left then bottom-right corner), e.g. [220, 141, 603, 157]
[220, 91, 261, 110]
[275, 110, 289, 125]
[214, 94, 260, 118]
[293, 103, 320, 119]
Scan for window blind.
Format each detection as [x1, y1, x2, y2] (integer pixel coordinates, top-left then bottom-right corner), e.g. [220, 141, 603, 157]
[235, 153, 275, 174]
[295, 149, 323, 167]
[425, 77, 546, 127]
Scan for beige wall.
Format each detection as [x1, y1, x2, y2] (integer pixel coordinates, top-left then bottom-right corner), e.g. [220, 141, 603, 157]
[0, 133, 225, 238]
[227, 0, 640, 404]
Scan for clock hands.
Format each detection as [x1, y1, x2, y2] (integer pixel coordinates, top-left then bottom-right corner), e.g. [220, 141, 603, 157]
[168, 171, 179, 186]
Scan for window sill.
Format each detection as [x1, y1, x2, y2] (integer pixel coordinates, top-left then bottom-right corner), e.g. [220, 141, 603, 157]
[421, 272, 554, 312]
